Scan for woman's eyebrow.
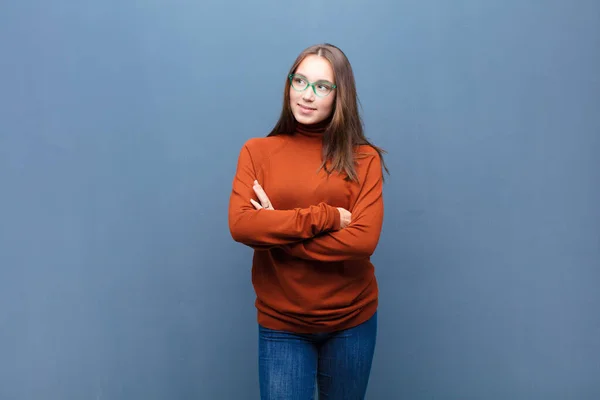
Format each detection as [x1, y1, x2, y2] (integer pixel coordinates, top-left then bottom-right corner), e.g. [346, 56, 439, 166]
[294, 72, 333, 82]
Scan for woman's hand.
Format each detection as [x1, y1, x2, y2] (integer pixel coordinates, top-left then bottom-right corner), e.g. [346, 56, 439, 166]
[251, 181, 351, 228]
[251, 180, 275, 210]
[337, 207, 351, 229]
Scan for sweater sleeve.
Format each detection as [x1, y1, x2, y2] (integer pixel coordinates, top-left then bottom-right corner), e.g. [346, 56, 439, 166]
[228, 141, 341, 248]
[280, 152, 384, 261]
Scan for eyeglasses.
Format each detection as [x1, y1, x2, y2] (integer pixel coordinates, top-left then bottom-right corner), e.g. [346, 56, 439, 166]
[289, 74, 337, 97]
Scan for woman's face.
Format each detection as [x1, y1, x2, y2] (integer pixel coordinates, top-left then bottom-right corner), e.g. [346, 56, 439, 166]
[289, 55, 336, 125]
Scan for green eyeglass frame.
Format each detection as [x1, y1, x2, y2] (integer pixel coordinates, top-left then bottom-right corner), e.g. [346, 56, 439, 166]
[288, 74, 337, 97]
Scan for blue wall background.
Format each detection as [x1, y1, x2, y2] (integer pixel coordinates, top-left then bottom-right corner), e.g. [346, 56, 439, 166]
[1, 1, 599, 399]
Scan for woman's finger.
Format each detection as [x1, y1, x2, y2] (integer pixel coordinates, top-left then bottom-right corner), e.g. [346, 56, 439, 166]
[250, 199, 263, 210]
[253, 181, 273, 209]
[253, 182, 269, 204]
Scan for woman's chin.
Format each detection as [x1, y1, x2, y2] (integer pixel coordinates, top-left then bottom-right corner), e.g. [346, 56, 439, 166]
[293, 112, 324, 125]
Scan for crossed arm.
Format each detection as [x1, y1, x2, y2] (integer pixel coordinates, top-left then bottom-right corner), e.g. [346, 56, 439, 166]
[228, 144, 343, 248]
[228, 143, 384, 260]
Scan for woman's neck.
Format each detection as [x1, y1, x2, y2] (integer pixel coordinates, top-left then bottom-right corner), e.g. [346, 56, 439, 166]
[294, 117, 331, 137]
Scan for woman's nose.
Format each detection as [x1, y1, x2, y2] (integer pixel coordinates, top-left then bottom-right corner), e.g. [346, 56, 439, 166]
[302, 85, 315, 101]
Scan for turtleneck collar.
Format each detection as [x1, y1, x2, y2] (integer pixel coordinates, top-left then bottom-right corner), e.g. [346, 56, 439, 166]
[294, 117, 331, 138]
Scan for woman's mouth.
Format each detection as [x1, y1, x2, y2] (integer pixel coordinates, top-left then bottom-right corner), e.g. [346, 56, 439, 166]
[298, 104, 317, 112]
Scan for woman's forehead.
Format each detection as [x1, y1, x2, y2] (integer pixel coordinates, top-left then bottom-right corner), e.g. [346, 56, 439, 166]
[295, 55, 334, 82]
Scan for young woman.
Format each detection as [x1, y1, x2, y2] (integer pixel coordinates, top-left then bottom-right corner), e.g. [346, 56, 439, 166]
[228, 43, 387, 400]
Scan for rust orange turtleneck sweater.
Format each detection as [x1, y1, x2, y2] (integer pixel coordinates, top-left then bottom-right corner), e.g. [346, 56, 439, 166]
[228, 122, 384, 333]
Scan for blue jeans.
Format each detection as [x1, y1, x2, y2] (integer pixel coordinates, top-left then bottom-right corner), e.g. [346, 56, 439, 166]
[258, 312, 377, 400]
